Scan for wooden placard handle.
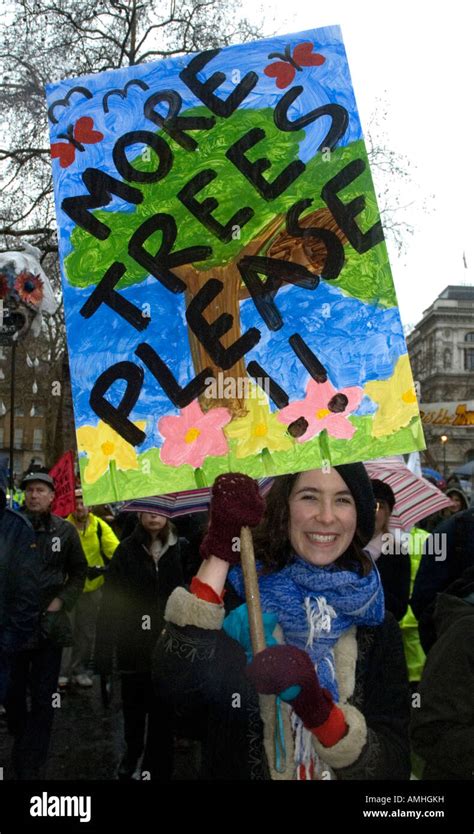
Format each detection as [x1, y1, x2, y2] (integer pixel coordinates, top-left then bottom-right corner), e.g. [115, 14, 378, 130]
[239, 525, 266, 655]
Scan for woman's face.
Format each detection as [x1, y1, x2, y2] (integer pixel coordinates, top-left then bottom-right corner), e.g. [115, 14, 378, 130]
[288, 468, 357, 567]
[140, 512, 167, 534]
[449, 494, 463, 513]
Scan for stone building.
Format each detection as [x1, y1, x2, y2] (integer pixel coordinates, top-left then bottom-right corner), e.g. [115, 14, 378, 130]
[407, 285, 474, 475]
[0, 340, 75, 485]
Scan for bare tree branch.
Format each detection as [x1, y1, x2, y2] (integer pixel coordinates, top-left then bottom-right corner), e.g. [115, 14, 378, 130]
[0, 227, 55, 237]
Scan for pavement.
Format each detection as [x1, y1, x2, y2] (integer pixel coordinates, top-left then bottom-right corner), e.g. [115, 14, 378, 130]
[0, 675, 199, 781]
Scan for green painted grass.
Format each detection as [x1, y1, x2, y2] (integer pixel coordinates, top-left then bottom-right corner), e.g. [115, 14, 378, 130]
[80, 414, 425, 504]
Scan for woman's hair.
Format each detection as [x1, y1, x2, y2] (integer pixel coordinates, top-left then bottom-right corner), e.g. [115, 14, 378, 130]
[370, 478, 396, 512]
[253, 473, 372, 576]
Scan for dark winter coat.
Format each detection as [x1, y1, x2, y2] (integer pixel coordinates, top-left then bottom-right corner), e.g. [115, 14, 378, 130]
[20, 511, 87, 647]
[411, 508, 474, 652]
[95, 525, 185, 674]
[21, 511, 87, 613]
[376, 550, 411, 621]
[153, 585, 411, 780]
[410, 592, 474, 779]
[0, 504, 39, 653]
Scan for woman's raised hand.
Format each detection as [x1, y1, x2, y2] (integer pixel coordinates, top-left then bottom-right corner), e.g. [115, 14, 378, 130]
[200, 473, 265, 565]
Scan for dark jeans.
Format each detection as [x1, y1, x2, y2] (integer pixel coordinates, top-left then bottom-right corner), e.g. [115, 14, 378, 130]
[121, 672, 174, 780]
[6, 640, 62, 779]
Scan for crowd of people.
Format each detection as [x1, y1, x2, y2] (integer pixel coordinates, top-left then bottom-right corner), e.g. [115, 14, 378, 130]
[0, 460, 472, 781]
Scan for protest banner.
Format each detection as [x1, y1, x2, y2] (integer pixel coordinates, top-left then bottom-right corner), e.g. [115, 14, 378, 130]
[46, 24, 424, 503]
[50, 450, 76, 516]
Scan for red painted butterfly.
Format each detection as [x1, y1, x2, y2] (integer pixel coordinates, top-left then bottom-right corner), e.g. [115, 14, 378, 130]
[50, 116, 104, 168]
[264, 42, 326, 89]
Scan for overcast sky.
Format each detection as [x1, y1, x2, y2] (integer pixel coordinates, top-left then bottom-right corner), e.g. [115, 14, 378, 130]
[247, 0, 472, 329]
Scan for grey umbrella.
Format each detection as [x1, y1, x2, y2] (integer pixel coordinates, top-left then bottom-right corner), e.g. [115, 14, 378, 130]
[453, 461, 474, 476]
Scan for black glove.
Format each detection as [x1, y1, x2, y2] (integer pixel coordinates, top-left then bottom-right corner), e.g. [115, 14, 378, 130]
[87, 565, 109, 580]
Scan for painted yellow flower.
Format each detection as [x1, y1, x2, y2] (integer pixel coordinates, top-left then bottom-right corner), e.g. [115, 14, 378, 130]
[364, 354, 419, 438]
[224, 385, 293, 459]
[77, 420, 147, 484]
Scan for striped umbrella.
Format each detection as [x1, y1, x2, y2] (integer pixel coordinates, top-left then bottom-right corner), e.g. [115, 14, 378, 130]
[119, 477, 275, 519]
[364, 456, 453, 530]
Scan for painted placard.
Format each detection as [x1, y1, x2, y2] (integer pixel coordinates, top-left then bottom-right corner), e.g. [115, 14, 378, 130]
[46, 24, 425, 503]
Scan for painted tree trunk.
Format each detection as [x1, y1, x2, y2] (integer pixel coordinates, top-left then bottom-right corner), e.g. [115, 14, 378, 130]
[182, 260, 250, 417]
[177, 209, 347, 417]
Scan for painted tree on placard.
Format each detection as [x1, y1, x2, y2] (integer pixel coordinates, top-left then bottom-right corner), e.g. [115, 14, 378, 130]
[65, 104, 391, 415]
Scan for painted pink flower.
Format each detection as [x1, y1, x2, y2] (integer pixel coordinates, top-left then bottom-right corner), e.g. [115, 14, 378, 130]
[277, 378, 363, 442]
[158, 400, 232, 468]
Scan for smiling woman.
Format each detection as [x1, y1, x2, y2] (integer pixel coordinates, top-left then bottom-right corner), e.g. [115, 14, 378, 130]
[288, 470, 357, 566]
[251, 465, 375, 575]
[153, 466, 411, 781]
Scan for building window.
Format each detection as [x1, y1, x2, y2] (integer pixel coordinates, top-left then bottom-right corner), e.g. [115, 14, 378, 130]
[465, 348, 474, 371]
[463, 334, 474, 370]
[33, 429, 43, 451]
[14, 405, 24, 416]
[0, 428, 4, 447]
[14, 428, 23, 448]
[465, 449, 474, 463]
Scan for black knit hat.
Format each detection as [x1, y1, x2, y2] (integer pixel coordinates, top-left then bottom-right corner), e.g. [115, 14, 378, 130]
[370, 478, 396, 513]
[334, 463, 376, 546]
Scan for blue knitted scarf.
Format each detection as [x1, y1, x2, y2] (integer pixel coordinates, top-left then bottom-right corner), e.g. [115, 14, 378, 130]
[228, 555, 384, 701]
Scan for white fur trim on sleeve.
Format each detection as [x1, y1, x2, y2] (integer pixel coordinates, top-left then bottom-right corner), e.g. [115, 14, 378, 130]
[164, 586, 225, 630]
[332, 626, 357, 703]
[311, 703, 367, 769]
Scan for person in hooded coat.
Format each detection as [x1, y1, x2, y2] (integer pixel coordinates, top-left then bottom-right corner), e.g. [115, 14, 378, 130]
[442, 487, 469, 517]
[410, 566, 474, 780]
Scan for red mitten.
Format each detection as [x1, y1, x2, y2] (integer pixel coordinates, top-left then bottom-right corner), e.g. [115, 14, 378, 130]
[246, 644, 347, 746]
[200, 473, 265, 565]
